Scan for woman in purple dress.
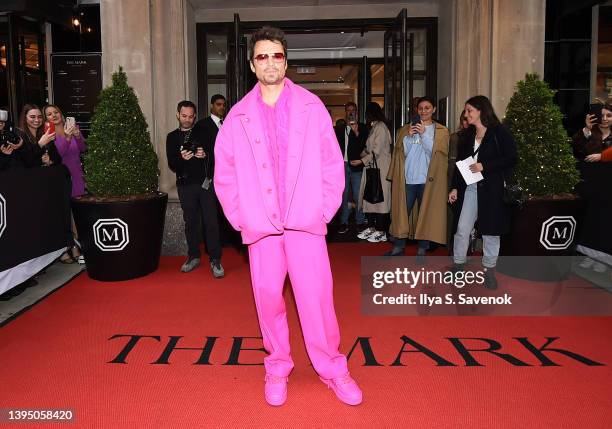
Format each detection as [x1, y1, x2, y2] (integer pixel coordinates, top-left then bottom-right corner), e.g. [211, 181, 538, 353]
[44, 104, 87, 262]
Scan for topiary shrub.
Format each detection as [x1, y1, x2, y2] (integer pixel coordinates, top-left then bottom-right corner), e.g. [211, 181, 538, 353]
[504, 73, 580, 198]
[83, 67, 159, 197]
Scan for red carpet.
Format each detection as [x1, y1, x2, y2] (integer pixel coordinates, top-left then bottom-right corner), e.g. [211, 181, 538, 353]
[0, 243, 610, 428]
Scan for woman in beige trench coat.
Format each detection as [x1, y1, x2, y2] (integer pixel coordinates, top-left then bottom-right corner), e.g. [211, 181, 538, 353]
[353, 102, 392, 243]
[385, 96, 450, 258]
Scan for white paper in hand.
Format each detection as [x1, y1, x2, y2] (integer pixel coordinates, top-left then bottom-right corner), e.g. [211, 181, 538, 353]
[456, 156, 483, 185]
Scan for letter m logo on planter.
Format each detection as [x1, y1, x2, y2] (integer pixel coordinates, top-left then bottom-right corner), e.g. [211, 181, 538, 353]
[93, 218, 130, 251]
[539, 216, 576, 250]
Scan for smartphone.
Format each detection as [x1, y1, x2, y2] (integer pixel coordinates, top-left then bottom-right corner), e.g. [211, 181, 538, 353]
[411, 114, 421, 126]
[589, 103, 603, 124]
[348, 112, 356, 124]
[44, 122, 55, 134]
[66, 117, 76, 128]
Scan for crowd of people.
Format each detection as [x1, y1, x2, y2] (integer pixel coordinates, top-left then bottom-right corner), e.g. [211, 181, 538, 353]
[2, 66, 610, 286]
[333, 93, 519, 289]
[333, 95, 612, 288]
[2, 67, 610, 286]
[0, 105, 86, 264]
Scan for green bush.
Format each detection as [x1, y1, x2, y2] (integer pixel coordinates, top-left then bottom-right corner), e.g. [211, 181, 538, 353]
[83, 67, 159, 197]
[504, 73, 580, 197]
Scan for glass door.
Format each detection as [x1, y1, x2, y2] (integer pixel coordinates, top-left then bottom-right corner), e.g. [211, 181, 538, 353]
[227, 13, 249, 108]
[384, 9, 414, 135]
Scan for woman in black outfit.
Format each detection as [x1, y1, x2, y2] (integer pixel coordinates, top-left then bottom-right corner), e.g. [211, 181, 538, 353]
[571, 100, 612, 273]
[448, 95, 517, 289]
[18, 104, 74, 263]
[17, 104, 61, 167]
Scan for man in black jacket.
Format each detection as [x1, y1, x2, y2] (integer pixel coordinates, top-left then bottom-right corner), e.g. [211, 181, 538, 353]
[334, 102, 368, 233]
[192, 94, 226, 197]
[166, 100, 224, 277]
[192, 94, 240, 248]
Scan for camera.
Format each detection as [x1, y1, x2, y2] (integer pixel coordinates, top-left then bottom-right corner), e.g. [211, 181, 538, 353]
[0, 129, 20, 146]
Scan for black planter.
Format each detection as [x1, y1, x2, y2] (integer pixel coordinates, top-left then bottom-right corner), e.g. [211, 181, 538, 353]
[498, 198, 585, 281]
[72, 192, 168, 281]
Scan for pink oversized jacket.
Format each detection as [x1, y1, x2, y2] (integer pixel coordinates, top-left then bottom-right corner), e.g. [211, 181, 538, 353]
[214, 78, 344, 244]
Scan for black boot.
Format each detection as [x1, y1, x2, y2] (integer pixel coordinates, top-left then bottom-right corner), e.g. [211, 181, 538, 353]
[483, 267, 498, 290]
[450, 263, 465, 274]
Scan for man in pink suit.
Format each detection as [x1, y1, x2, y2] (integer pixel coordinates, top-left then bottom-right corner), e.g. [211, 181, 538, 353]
[214, 26, 362, 407]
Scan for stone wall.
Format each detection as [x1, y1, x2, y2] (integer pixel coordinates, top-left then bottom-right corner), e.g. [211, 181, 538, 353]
[453, 0, 545, 120]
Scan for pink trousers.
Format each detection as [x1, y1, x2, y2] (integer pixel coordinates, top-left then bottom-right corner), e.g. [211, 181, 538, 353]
[247, 230, 348, 379]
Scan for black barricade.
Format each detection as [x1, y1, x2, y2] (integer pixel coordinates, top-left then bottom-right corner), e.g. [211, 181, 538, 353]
[0, 166, 71, 272]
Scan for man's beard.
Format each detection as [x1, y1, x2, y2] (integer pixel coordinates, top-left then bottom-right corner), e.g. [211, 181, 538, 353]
[261, 68, 284, 85]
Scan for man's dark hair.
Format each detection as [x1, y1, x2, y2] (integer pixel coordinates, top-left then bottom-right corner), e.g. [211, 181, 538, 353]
[249, 26, 288, 61]
[345, 101, 357, 111]
[177, 100, 196, 113]
[210, 94, 226, 104]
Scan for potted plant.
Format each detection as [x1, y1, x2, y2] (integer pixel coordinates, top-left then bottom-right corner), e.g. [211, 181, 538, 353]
[72, 68, 167, 281]
[498, 73, 583, 280]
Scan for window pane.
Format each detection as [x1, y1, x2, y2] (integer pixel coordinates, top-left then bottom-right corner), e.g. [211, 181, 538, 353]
[207, 34, 227, 76]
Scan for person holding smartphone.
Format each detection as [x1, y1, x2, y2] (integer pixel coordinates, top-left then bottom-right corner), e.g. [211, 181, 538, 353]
[165, 100, 224, 277]
[571, 100, 612, 274]
[43, 105, 86, 196]
[385, 96, 450, 260]
[43, 104, 87, 263]
[572, 100, 612, 163]
[334, 102, 368, 234]
[17, 104, 61, 168]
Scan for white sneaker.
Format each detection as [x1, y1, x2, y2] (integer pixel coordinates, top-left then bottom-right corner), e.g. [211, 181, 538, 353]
[592, 262, 607, 273]
[367, 231, 388, 243]
[357, 227, 376, 240]
[578, 257, 595, 269]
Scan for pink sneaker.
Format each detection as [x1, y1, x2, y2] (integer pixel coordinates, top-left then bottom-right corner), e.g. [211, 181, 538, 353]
[264, 374, 288, 406]
[320, 373, 362, 405]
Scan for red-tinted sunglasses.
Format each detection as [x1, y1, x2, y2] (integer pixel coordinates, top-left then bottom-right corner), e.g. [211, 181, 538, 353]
[253, 52, 286, 64]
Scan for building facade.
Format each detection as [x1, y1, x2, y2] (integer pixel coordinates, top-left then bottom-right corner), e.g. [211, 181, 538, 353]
[2, 0, 610, 253]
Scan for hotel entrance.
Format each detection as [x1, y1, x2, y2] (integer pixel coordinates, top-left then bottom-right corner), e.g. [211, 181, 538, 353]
[196, 9, 437, 134]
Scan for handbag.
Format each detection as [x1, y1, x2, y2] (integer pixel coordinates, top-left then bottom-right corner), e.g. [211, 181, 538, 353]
[502, 182, 524, 209]
[363, 152, 384, 204]
[493, 133, 524, 209]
